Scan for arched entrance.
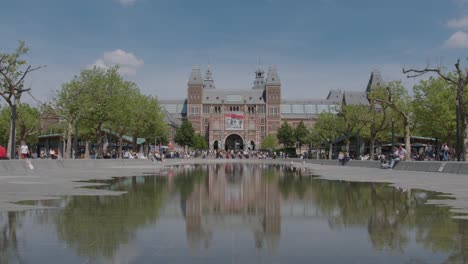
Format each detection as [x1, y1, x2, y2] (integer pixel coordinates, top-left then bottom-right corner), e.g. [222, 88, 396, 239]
[225, 134, 243, 151]
[250, 141, 255, 150]
[213, 140, 219, 150]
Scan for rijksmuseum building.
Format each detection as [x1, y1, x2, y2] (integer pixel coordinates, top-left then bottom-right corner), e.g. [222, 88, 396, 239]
[160, 65, 380, 151]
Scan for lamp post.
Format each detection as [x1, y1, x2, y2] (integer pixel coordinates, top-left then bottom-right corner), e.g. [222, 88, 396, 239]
[73, 120, 78, 159]
[10, 98, 17, 159]
[391, 117, 395, 149]
[456, 100, 461, 161]
[356, 129, 360, 157]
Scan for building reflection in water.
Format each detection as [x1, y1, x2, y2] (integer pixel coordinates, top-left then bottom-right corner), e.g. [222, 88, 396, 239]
[181, 163, 282, 252]
[3, 164, 468, 263]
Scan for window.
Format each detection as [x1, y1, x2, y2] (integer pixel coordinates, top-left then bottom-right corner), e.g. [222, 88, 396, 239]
[292, 104, 304, 114]
[257, 105, 266, 113]
[203, 105, 210, 114]
[269, 106, 279, 116]
[281, 104, 291, 114]
[305, 105, 317, 114]
[317, 104, 329, 113]
[190, 106, 200, 116]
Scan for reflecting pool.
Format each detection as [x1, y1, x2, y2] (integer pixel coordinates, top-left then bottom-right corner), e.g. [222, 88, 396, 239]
[1, 164, 468, 263]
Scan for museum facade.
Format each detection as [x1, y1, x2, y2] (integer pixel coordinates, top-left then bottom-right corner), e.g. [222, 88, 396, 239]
[160, 65, 377, 151]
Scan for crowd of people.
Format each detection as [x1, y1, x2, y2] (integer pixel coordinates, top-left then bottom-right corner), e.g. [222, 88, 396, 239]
[3, 140, 459, 168]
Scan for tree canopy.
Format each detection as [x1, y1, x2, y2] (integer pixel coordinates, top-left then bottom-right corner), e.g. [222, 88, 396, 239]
[174, 119, 195, 150]
[277, 122, 295, 147]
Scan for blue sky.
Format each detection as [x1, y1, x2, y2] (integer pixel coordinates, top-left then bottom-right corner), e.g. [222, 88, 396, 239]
[1, 0, 468, 103]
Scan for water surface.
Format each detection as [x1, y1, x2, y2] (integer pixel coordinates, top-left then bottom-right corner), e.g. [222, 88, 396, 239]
[1, 164, 467, 264]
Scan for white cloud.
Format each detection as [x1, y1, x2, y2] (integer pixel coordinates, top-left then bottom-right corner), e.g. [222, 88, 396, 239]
[447, 16, 468, 29]
[91, 49, 144, 75]
[444, 31, 468, 48]
[454, 0, 468, 7]
[117, 0, 137, 6]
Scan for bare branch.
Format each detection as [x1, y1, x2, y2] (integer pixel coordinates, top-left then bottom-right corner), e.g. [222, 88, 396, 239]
[27, 90, 46, 106]
[403, 66, 457, 85]
[14, 65, 44, 88]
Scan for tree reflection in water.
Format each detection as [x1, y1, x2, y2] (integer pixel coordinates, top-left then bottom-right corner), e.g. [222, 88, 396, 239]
[0, 211, 23, 264]
[0, 164, 467, 263]
[55, 176, 168, 260]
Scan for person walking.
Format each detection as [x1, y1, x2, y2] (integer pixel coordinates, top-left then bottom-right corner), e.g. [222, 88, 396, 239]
[443, 144, 450, 161]
[20, 142, 29, 159]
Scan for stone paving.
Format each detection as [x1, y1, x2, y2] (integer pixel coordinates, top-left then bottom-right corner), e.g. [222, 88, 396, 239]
[0, 159, 467, 219]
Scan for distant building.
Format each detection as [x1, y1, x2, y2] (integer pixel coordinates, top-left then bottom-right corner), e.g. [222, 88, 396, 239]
[160, 65, 348, 151]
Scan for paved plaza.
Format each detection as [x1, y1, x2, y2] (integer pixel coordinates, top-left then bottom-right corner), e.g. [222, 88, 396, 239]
[0, 159, 467, 219]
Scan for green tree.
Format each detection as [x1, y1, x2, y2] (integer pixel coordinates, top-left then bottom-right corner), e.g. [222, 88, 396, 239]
[294, 121, 309, 150]
[0, 104, 40, 146]
[261, 134, 279, 149]
[54, 79, 86, 159]
[338, 105, 369, 153]
[277, 122, 295, 147]
[404, 60, 468, 160]
[373, 81, 413, 160]
[16, 103, 40, 144]
[412, 76, 457, 145]
[128, 94, 168, 152]
[107, 81, 140, 158]
[192, 133, 208, 150]
[174, 118, 195, 150]
[0, 41, 43, 157]
[306, 128, 322, 159]
[315, 112, 343, 159]
[367, 87, 391, 160]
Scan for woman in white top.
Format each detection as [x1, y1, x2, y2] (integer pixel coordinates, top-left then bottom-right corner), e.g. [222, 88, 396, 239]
[20, 142, 29, 159]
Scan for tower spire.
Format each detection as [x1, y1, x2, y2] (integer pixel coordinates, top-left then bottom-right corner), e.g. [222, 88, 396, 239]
[188, 65, 203, 86]
[253, 60, 265, 90]
[366, 69, 383, 93]
[203, 64, 215, 89]
[266, 65, 281, 85]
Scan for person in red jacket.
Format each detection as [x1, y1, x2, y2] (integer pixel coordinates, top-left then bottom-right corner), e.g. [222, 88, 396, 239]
[0, 145, 8, 159]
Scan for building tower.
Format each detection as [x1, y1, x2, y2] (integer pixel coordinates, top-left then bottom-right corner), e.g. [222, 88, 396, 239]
[366, 70, 384, 93]
[187, 66, 204, 134]
[265, 65, 281, 135]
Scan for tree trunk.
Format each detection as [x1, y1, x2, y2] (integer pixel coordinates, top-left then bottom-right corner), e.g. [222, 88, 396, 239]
[369, 136, 376, 160]
[95, 124, 103, 158]
[7, 121, 13, 159]
[62, 138, 66, 159]
[65, 120, 73, 159]
[132, 134, 137, 153]
[85, 141, 90, 159]
[404, 121, 411, 160]
[119, 137, 123, 159]
[464, 126, 468, 161]
[328, 143, 333, 160]
[457, 86, 467, 161]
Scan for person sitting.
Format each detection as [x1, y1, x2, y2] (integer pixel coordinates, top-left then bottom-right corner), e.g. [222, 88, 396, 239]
[338, 151, 345, 166]
[343, 151, 351, 165]
[378, 153, 388, 167]
[388, 146, 401, 169]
